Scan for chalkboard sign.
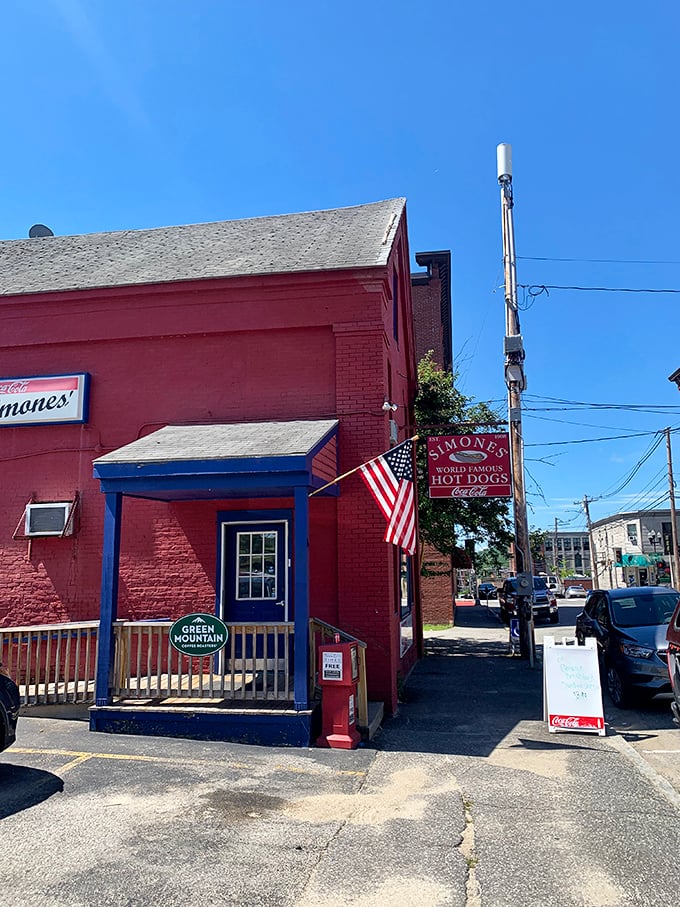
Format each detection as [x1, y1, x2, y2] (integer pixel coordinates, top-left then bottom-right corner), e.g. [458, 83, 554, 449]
[543, 636, 605, 736]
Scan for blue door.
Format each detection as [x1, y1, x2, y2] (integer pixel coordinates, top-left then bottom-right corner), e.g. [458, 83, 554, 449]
[221, 521, 288, 623]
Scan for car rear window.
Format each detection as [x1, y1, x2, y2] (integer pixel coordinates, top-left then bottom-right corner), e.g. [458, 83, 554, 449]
[611, 592, 679, 628]
[533, 578, 548, 590]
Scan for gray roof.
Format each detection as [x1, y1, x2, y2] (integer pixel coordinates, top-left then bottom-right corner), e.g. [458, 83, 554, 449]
[0, 199, 405, 297]
[94, 420, 339, 466]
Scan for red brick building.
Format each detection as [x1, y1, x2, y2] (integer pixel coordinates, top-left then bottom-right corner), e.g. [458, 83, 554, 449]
[0, 199, 422, 743]
[411, 251, 457, 623]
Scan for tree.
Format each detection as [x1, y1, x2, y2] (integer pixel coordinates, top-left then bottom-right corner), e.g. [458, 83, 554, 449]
[529, 527, 547, 566]
[474, 543, 510, 578]
[414, 352, 512, 561]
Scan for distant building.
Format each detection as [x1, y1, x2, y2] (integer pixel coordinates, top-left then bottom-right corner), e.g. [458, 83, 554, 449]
[591, 510, 676, 589]
[542, 530, 591, 577]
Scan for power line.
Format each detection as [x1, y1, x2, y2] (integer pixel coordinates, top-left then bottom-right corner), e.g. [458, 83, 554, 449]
[518, 255, 680, 266]
[525, 430, 661, 448]
[520, 283, 680, 295]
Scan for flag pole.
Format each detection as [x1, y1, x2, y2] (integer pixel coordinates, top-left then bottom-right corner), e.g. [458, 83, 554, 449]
[309, 434, 419, 497]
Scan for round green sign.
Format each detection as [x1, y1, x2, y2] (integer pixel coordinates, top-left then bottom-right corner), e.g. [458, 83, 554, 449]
[169, 613, 229, 656]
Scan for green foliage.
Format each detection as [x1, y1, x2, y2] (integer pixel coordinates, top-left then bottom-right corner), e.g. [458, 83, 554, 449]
[474, 543, 509, 577]
[415, 352, 512, 559]
[529, 527, 547, 562]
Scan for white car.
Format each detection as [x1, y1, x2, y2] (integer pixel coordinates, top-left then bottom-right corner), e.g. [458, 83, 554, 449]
[565, 584, 587, 598]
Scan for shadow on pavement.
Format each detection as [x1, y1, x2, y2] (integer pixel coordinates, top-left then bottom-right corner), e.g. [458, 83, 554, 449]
[0, 764, 64, 819]
[377, 600, 677, 756]
[377, 605, 544, 756]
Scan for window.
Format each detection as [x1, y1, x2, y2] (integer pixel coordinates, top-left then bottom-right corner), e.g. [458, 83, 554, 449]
[627, 523, 638, 544]
[563, 538, 572, 551]
[392, 269, 399, 344]
[574, 553, 582, 570]
[573, 537, 581, 550]
[545, 539, 553, 552]
[236, 531, 277, 600]
[583, 538, 590, 551]
[593, 596, 610, 628]
[400, 551, 413, 620]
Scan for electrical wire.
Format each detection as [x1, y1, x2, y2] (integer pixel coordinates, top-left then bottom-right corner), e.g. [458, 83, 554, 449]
[596, 433, 665, 500]
[525, 429, 660, 448]
[523, 412, 653, 434]
[518, 255, 680, 266]
[520, 283, 680, 295]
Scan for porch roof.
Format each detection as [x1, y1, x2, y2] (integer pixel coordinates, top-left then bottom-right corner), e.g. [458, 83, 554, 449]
[93, 419, 339, 500]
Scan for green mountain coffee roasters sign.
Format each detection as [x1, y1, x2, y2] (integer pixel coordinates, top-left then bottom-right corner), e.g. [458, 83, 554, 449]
[169, 613, 229, 656]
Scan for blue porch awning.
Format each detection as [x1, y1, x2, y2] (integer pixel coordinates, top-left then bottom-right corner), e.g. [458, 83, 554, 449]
[93, 419, 339, 500]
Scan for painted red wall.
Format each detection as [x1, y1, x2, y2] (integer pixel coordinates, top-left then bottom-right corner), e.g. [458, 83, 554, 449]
[0, 221, 417, 711]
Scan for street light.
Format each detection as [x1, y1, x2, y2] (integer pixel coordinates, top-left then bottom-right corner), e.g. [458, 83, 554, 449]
[648, 530, 662, 553]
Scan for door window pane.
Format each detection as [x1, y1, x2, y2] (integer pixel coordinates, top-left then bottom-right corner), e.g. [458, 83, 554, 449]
[236, 531, 277, 599]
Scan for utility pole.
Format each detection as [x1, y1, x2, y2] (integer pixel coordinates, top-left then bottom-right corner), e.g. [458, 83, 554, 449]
[497, 143, 535, 666]
[581, 495, 599, 590]
[665, 427, 680, 589]
[553, 517, 559, 575]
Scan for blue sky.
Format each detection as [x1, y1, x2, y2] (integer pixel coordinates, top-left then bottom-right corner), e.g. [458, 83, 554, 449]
[2, 1, 679, 533]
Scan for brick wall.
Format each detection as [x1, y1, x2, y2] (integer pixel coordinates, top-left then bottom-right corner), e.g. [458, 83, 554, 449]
[420, 544, 454, 624]
[0, 226, 418, 713]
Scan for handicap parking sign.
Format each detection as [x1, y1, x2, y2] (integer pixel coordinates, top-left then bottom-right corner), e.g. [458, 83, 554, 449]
[510, 618, 520, 641]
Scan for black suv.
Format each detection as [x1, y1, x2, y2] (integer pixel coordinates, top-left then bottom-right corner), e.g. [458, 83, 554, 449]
[576, 586, 677, 708]
[499, 576, 559, 624]
[0, 665, 20, 752]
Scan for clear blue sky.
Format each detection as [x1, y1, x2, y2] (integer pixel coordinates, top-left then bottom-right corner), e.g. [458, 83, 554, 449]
[2, 1, 679, 533]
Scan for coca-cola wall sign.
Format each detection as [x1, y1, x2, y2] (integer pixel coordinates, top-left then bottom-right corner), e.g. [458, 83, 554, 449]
[0, 373, 90, 427]
[427, 433, 512, 498]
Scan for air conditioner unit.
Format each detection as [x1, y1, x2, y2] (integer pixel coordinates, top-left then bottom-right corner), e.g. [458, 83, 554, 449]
[25, 502, 74, 537]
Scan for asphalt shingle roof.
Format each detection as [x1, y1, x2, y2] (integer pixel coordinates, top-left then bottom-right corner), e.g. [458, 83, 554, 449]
[0, 199, 405, 297]
[93, 420, 339, 465]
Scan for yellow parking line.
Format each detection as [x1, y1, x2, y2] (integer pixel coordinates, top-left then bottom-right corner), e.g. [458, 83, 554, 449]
[58, 754, 94, 774]
[10, 748, 367, 778]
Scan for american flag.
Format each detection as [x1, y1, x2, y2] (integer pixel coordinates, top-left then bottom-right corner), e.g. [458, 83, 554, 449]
[359, 439, 417, 555]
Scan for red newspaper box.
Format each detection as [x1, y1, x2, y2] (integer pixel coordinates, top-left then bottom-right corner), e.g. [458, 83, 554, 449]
[317, 641, 361, 749]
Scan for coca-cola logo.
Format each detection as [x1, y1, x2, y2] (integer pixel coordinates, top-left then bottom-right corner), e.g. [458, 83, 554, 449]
[451, 487, 488, 498]
[0, 381, 29, 395]
[550, 715, 602, 729]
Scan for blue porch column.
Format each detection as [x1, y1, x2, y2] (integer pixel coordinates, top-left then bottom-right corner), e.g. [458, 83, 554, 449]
[293, 486, 310, 710]
[95, 493, 123, 706]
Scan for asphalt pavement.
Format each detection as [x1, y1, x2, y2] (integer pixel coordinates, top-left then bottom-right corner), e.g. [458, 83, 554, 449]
[2, 604, 680, 906]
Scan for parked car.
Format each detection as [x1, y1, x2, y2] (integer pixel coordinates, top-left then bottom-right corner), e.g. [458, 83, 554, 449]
[575, 586, 678, 708]
[499, 576, 559, 624]
[477, 582, 497, 600]
[565, 584, 587, 599]
[665, 595, 680, 726]
[0, 662, 20, 752]
[541, 574, 564, 598]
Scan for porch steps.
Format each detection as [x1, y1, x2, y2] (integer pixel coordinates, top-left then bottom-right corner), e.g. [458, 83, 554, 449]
[358, 700, 384, 741]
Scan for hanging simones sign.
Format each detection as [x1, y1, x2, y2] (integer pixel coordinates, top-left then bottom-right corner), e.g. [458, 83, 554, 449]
[427, 433, 512, 498]
[0, 373, 90, 426]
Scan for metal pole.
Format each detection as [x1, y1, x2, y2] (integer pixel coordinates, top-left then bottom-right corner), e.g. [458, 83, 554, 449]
[553, 517, 559, 575]
[582, 495, 599, 590]
[666, 427, 680, 589]
[497, 144, 535, 666]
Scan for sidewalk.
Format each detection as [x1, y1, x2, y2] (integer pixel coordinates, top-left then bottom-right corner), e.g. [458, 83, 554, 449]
[374, 604, 680, 906]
